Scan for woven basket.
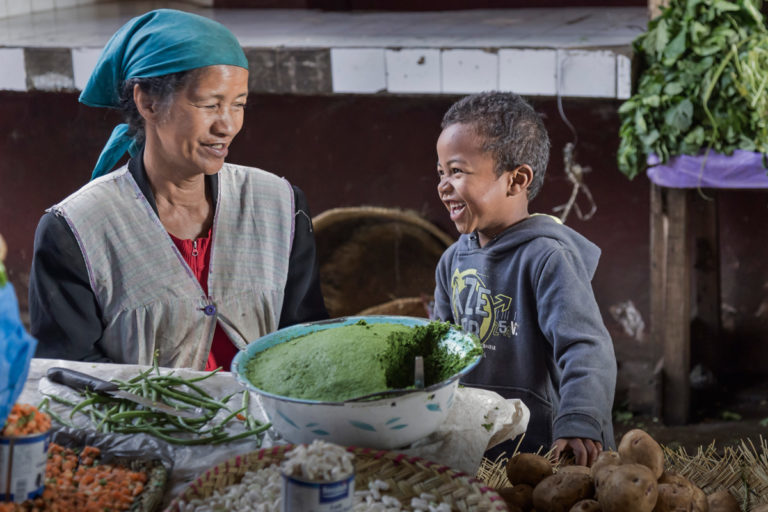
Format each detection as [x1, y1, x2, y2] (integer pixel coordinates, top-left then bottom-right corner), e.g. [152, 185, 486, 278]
[356, 296, 430, 318]
[165, 445, 508, 512]
[477, 438, 768, 511]
[313, 206, 454, 318]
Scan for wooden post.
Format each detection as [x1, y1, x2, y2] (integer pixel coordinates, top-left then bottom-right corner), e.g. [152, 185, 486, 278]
[662, 188, 691, 425]
[690, 192, 721, 377]
[649, 184, 666, 419]
[649, 0, 670, 19]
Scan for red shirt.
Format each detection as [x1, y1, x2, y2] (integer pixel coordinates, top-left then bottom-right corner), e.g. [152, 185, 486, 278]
[169, 230, 239, 371]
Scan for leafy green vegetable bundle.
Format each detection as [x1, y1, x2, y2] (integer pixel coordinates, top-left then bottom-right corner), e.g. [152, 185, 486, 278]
[618, 0, 768, 179]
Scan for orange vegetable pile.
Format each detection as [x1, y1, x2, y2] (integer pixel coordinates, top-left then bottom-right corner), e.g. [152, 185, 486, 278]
[1, 404, 51, 437]
[0, 443, 149, 512]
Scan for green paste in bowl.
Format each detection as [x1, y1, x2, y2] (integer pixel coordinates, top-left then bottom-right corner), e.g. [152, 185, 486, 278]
[244, 320, 481, 402]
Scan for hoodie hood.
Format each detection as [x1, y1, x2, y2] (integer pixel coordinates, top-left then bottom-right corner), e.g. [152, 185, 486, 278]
[459, 214, 601, 279]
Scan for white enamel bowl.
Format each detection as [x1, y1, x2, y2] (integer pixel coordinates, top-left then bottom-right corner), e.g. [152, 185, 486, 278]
[231, 316, 482, 449]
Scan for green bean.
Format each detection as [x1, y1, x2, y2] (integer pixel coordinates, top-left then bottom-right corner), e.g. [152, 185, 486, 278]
[41, 405, 75, 428]
[166, 416, 206, 434]
[37, 397, 50, 410]
[43, 393, 78, 408]
[150, 376, 213, 399]
[127, 366, 155, 384]
[212, 423, 272, 445]
[111, 425, 185, 436]
[147, 381, 229, 411]
[185, 367, 222, 382]
[219, 406, 248, 428]
[96, 405, 118, 432]
[50, 360, 271, 447]
[108, 409, 158, 422]
[139, 426, 229, 445]
[70, 397, 98, 419]
[156, 395, 197, 411]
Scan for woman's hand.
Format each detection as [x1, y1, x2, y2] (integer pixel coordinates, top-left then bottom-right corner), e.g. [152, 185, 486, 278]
[551, 437, 603, 467]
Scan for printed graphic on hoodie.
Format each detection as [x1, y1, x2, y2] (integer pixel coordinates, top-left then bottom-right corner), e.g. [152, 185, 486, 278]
[451, 268, 519, 349]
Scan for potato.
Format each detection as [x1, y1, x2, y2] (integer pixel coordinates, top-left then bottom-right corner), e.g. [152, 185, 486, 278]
[532, 472, 594, 512]
[497, 484, 533, 510]
[618, 429, 665, 479]
[570, 499, 602, 511]
[596, 463, 658, 512]
[590, 451, 622, 481]
[507, 453, 554, 487]
[658, 472, 707, 512]
[654, 483, 695, 512]
[706, 489, 739, 512]
[493, 490, 524, 512]
[593, 464, 621, 498]
[559, 465, 592, 477]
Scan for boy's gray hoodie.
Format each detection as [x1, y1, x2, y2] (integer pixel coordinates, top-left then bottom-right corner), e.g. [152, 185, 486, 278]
[434, 214, 616, 453]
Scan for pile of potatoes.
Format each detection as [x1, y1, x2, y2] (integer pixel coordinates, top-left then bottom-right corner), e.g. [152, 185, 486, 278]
[496, 428, 756, 512]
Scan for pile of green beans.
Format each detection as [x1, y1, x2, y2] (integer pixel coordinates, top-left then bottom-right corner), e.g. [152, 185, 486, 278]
[39, 365, 270, 446]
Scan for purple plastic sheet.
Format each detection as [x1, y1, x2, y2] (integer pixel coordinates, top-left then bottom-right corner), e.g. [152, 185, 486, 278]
[646, 150, 768, 189]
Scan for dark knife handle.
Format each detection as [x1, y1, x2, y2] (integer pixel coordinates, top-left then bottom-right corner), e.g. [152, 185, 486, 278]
[46, 367, 119, 393]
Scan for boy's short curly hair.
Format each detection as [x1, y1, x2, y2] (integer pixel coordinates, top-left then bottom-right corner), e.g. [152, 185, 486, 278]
[441, 91, 550, 200]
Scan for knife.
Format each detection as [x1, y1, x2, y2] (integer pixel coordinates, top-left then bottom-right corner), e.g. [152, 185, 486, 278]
[46, 367, 201, 419]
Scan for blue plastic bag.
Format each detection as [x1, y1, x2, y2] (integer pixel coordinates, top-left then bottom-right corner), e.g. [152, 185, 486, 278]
[0, 282, 37, 428]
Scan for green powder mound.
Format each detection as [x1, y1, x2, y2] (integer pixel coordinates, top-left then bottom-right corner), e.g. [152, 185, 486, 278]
[245, 321, 483, 402]
[378, 321, 483, 389]
[245, 322, 410, 401]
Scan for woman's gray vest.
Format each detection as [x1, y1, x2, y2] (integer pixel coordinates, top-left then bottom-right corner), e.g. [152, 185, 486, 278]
[51, 163, 294, 368]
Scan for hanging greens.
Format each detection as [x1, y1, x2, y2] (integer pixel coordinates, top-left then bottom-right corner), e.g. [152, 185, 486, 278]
[617, 0, 768, 179]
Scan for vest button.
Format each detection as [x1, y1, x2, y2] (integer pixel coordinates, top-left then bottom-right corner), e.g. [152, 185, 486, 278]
[203, 304, 217, 316]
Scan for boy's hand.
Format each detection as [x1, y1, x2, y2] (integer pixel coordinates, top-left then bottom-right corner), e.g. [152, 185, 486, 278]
[551, 437, 603, 467]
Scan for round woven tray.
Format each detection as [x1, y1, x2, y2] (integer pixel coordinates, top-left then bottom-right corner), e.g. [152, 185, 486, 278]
[312, 206, 454, 318]
[356, 296, 430, 317]
[164, 445, 508, 512]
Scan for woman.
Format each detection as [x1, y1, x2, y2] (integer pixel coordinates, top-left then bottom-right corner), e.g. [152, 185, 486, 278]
[28, 9, 327, 370]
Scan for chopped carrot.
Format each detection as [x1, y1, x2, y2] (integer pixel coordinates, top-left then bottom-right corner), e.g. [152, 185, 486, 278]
[1, 442, 150, 511]
[1, 404, 51, 437]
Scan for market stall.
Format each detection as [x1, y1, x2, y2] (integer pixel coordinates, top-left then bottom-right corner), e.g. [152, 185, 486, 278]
[11, 357, 529, 510]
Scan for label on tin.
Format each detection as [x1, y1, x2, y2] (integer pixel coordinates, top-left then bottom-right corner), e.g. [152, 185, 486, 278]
[281, 472, 355, 512]
[0, 433, 50, 503]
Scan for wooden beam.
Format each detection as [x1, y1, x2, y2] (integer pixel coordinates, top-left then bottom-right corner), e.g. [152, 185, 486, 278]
[690, 191, 721, 377]
[649, 183, 666, 418]
[648, 0, 670, 19]
[662, 188, 691, 425]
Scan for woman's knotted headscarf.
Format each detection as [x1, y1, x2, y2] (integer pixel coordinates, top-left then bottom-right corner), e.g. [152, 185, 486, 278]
[80, 9, 249, 180]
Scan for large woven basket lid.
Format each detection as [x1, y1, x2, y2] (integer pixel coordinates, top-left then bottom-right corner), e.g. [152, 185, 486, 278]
[313, 207, 454, 318]
[357, 296, 431, 318]
[165, 444, 508, 511]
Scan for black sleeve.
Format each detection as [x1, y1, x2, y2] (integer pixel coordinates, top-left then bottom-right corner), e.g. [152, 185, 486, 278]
[28, 212, 111, 362]
[278, 186, 329, 328]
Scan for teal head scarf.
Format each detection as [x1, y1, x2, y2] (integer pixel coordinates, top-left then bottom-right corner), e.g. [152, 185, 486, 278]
[80, 9, 249, 180]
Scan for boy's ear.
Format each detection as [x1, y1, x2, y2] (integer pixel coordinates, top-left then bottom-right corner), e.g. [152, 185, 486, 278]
[507, 165, 533, 196]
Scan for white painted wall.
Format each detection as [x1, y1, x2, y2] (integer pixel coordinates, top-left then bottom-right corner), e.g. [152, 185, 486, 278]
[0, 0, 213, 19]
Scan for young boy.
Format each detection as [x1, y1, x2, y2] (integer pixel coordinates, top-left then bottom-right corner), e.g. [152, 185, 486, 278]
[433, 92, 616, 466]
